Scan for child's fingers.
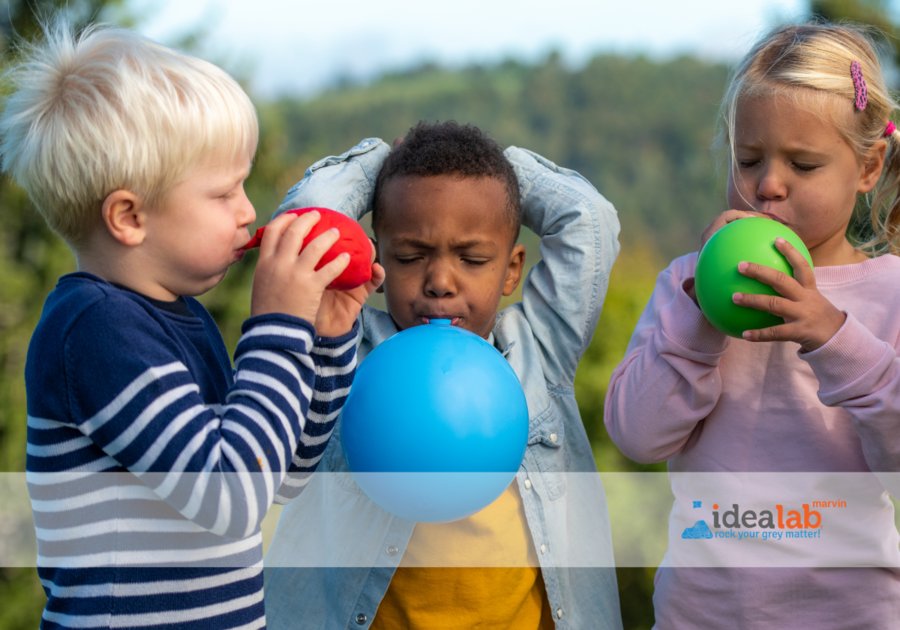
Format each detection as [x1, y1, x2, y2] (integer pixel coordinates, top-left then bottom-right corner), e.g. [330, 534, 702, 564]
[700, 210, 765, 250]
[352, 262, 385, 297]
[297, 227, 341, 268]
[369, 262, 385, 289]
[724, 209, 768, 222]
[277, 211, 322, 258]
[258, 212, 299, 256]
[732, 291, 795, 319]
[332, 262, 385, 303]
[741, 323, 793, 343]
[774, 238, 815, 288]
[315, 252, 351, 285]
[736, 261, 804, 301]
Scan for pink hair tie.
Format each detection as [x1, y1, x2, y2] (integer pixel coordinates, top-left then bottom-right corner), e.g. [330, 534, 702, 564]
[885, 121, 897, 137]
[851, 61, 868, 110]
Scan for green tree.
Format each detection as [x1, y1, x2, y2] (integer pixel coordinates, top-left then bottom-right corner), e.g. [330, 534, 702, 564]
[810, 0, 896, 37]
[0, 3, 126, 626]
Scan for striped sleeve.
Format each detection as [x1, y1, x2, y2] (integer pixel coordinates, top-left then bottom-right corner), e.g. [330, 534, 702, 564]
[63, 304, 317, 539]
[274, 322, 359, 504]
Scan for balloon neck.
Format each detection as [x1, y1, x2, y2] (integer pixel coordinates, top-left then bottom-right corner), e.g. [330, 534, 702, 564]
[430, 319, 452, 325]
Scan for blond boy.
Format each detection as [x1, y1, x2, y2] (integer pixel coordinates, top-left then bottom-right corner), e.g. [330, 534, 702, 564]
[1, 24, 381, 629]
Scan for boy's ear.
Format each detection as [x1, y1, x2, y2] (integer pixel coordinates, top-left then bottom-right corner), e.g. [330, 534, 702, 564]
[859, 139, 888, 193]
[502, 244, 526, 297]
[102, 190, 147, 246]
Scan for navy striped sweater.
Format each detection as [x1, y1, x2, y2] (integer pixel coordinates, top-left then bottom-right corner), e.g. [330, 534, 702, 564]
[25, 273, 356, 629]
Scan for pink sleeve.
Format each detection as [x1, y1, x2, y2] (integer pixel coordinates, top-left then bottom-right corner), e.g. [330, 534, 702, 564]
[604, 255, 731, 464]
[801, 313, 900, 472]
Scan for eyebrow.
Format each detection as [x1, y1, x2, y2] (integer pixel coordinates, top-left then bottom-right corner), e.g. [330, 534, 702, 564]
[736, 141, 829, 158]
[391, 237, 492, 250]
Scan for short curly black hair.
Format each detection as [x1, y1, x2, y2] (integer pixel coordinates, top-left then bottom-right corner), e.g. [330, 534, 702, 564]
[372, 121, 521, 244]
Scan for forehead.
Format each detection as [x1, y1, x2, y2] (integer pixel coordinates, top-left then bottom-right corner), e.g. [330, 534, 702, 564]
[734, 94, 853, 151]
[377, 174, 512, 245]
[182, 149, 251, 180]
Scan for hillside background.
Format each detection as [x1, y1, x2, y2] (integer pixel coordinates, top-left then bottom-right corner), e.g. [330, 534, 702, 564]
[0, 1, 892, 628]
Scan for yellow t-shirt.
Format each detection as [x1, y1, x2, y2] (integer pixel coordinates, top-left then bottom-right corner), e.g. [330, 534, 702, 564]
[371, 483, 555, 630]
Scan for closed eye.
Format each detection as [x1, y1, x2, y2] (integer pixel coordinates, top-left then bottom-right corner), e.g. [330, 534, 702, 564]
[219, 184, 244, 199]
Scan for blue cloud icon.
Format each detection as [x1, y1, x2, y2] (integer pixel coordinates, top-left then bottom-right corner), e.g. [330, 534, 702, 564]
[682, 520, 713, 539]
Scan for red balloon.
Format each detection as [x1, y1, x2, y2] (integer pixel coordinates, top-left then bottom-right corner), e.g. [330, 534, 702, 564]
[243, 207, 373, 290]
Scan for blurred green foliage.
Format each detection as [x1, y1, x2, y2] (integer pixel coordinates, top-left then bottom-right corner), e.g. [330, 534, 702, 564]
[0, 3, 125, 627]
[262, 53, 729, 263]
[810, 0, 897, 40]
[1, 0, 892, 628]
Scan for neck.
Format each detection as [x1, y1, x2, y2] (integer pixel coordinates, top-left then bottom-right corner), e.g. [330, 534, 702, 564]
[807, 234, 869, 267]
[76, 234, 178, 301]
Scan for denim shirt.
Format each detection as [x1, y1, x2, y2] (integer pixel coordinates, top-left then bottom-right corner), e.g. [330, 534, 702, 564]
[263, 139, 623, 630]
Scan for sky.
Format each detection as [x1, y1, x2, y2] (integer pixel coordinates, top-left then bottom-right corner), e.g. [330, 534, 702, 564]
[134, 0, 809, 99]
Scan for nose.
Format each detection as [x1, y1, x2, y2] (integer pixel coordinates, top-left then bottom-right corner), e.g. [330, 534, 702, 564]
[756, 163, 787, 201]
[424, 260, 457, 298]
[235, 191, 256, 228]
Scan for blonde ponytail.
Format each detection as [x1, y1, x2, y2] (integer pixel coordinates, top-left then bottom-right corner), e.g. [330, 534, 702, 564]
[866, 127, 900, 254]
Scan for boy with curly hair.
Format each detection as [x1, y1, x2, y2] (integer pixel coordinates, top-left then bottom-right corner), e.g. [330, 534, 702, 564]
[264, 121, 623, 630]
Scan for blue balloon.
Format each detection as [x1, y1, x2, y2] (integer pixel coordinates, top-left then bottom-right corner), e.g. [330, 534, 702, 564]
[341, 320, 529, 523]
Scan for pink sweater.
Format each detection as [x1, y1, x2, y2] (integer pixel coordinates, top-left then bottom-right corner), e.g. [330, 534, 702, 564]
[605, 252, 900, 629]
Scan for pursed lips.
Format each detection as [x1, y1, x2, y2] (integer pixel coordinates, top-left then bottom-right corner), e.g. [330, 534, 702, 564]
[752, 204, 788, 225]
[420, 316, 461, 325]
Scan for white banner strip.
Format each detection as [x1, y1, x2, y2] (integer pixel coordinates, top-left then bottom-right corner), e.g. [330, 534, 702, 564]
[3, 472, 899, 568]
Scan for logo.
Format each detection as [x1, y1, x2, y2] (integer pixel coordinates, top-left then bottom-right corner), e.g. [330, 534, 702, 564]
[682, 520, 713, 539]
[681, 499, 845, 541]
[682, 500, 714, 540]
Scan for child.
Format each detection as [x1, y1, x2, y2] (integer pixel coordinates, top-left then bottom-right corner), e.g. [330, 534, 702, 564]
[1, 24, 382, 629]
[263, 122, 624, 629]
[605, 23, 900, 628]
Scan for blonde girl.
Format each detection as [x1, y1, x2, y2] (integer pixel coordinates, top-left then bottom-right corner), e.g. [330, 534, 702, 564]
[606, 23, 900, 629]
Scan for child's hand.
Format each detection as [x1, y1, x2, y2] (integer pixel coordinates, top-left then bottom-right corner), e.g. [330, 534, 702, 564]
[314, 241, 385, 337]
[686, 210, 769, 304]
[699, 209, 769, 251]
[731, 237, 846, 351]
[250, 211, 352, 322]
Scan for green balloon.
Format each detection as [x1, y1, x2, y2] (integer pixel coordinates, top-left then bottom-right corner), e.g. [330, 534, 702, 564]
[694, 217, 813, 338]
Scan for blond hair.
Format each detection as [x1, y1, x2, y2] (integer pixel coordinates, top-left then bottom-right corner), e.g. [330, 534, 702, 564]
[0, 21, 259, 247]
[717, 22, 900, 254]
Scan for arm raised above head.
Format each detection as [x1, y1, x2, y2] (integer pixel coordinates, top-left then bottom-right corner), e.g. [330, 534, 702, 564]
[506, 147, 621, 386]
[275, 139, 391, 222]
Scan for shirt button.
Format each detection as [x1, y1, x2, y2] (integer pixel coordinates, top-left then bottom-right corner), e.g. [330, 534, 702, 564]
[356, 613, 367, 625]
[540, 544, 546, 554]
[557, 608, 563, 619]
[550, 433, 558, 443]
[524, 479, 532, 490]
[387, 545, 398, 556]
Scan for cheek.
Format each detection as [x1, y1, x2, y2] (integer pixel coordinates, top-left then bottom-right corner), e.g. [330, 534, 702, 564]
[470, 278, 504, 313]
[382, 274, 418, 309]
[726, 174, 748, 208]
